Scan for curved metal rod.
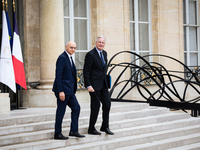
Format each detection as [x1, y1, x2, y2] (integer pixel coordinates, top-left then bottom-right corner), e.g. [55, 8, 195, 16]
[111, 79, 156, 101]
[110, 61, 174, 101]
[107, 51, 200, 115]
[108, 52, 183, 100]
[148, 78, 199, 101]
[108, 52, 198, 83]
[140, 61, 183, 101]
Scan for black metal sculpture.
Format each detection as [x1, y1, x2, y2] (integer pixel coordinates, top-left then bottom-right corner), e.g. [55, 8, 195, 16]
[107, 51, 200, 117]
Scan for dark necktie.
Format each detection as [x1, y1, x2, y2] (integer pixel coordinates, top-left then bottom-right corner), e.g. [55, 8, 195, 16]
[70, 56, 76, 73]
[100, 52, 105, 67]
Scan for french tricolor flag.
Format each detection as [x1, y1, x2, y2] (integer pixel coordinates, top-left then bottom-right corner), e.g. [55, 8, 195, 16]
[12, 12, 27, 90]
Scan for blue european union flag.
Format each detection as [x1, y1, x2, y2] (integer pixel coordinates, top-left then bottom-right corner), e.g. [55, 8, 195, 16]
[6, 11, 13, 52]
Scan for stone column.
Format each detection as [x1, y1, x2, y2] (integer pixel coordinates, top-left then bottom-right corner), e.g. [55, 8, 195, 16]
[38, 0, 64, 89]
[22, 0, 64, 107]
[23, 0, 40, 84]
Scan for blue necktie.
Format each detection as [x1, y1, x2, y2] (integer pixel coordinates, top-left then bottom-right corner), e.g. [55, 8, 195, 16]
[100, 52, 105, 67]
[70, 56, 76, 73]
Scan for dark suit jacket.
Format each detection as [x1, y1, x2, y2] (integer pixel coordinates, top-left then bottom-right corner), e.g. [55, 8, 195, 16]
[83, 47, 108, 91]
[52, 51, 77, 97]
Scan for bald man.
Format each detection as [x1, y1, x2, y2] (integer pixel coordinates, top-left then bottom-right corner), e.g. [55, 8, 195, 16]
[52, 41, 85, 140]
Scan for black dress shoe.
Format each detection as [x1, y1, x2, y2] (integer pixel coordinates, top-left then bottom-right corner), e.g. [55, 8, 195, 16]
[69, 132, 85, 138]
[100, 128, 114, 135]
[54, 134, 69, 140]
[88, 129, 101, 135]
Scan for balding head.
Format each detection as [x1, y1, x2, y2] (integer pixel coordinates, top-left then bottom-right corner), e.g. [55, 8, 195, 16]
[65, 41, 76, 55]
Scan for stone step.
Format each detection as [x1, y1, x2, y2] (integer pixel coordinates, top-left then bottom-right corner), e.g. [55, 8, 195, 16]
[115, 133, 200, 150]
[0, 139, 62, 150]
[109, 107, 170, 121]
[0, 109, 188, 137]
[0, 107, 170, 147]
[0, 106, 171, 137]
[168, 141, 200, 150]
[82, 112, 193, 134]
[0, 114, 199, 149]
[3, 132, 200, 150]
[0, 102, 198, 150]
[53, 124, 200, 150]
[0, 102, 149, 127]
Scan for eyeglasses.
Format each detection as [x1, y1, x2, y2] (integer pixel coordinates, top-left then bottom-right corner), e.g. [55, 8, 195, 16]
[69, 47, 76, 50]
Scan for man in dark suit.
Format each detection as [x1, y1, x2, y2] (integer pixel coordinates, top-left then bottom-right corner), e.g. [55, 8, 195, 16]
[83, 36, 114, 135]
[52, 41, 85, 140]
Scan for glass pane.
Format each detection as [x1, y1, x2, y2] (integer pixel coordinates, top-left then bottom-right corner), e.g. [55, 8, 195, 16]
[130, 54, 136, 82]
[184, 26, 186, 51]
[130, 23, 135, 50]
[184, 53, 187, 65]
[184, 53, 188, 79]
[139, 24, 149, 51]
[183, 0, 186, 24]
[130, 53, 136, 63]
[74, 0, 87, 17]
[129, 0, 134, 21]
[189, 27, 197, 51]
[139, 52, 149, 66]
[189, 0, 197, 25]
[190, 53, 198, 67]
[64, 18, 70, 45]
[63, 0, 69, 16]
[138, 0, 148, 22]
[75, 52, 87, 69]
[74, 19, 87, 50]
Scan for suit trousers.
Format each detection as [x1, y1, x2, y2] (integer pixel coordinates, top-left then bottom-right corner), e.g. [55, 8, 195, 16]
[89, 81, 111, 130]
[55, 94, 80, 135]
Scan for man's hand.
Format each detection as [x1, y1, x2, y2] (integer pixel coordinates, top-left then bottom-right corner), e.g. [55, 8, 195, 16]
[59, 92, 65, 101]
[87, 86, 95, 92]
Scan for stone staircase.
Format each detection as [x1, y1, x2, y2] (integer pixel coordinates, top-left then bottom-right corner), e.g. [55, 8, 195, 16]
[0, 102, 200, 150]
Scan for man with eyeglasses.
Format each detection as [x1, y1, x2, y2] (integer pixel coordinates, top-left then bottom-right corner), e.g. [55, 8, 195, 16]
[52, 41, 85, 140]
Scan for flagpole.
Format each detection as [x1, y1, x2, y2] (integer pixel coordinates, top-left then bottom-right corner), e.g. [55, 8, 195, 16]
[12, 0, 19, 109]
[2, 0, 4, 10]
[1, 0, 6, 93]
[5, 0, 7, 11]
[2, 0, 7, 93]
[13, 0, 15, 12]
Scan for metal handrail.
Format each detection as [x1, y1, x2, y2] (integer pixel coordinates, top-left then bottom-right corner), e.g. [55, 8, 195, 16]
[107, 51, 200, 117]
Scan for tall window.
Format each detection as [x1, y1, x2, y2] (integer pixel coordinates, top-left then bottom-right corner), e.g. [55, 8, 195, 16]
[183, 0, 199, 70]
[129, 0, 152, 66]
[63, 0, 90, 69]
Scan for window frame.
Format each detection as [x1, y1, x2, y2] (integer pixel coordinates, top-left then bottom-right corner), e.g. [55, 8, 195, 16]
[129, 0, 152, 66]
[183, 0, 200, 67]
[63, 0, 91, 61]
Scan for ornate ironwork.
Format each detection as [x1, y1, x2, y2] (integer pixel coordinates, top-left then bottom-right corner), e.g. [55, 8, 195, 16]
[107, 51, 200, 117]
[77, 69, 85, 89]
[185, 66, 200, 81]
[132, 67, 162, 85]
